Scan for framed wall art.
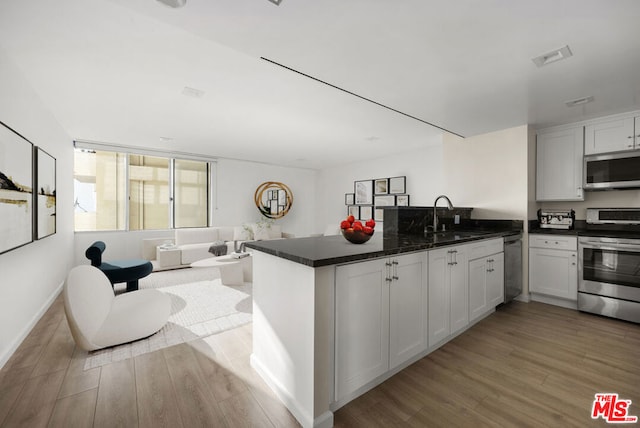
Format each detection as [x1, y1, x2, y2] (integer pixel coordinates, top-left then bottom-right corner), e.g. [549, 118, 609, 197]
[347, 205, 360, 219]
[36, 147, 56, 239]
[389, 176, 406, 194]
[374, 178, 388, 195]
[345, 193, 355, 205]
[0, 121, 34, 254]
[374, 208, 385, 222]
[374, 194, 395, 207]
[359, 205, 373, 221]
[354, 180, 373, 205]
[396, 194, 410, 207]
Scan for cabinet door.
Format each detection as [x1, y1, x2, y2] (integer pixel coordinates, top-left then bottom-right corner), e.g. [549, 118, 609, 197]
[335, 259, 390, 401]
[529, 248, 578, 300]
[486, 252, 505, 308]
[389, 252, 428, 369]
[428, 247, 450, 347]
[536, 127, 584, 201]
[449, 247, 469, 335]
[585, 116, 635, 154]
[468, 257, 488, 322]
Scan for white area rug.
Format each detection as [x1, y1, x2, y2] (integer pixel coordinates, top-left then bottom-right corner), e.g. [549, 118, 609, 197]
[83, 268, 252, 369]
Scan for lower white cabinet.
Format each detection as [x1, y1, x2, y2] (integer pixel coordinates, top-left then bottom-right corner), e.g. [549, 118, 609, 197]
[428, 245, 468, 347]
[529, 234, 578, 300]
[334, 251, 427, 402]
[469, 252, 504, 322]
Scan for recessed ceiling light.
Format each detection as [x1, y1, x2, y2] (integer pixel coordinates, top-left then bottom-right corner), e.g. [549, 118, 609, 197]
[159, 136, 174, 143]
[565, 96, 594, 107]
[156, 0, 186, 8]
[532, 45, 573, 67]
[181, 86, 205, 99]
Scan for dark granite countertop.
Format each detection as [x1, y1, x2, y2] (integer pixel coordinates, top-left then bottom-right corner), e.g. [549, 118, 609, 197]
[245, 229, 521, 268]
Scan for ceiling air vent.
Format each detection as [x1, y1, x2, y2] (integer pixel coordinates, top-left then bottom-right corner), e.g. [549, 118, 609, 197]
[532, 45, 572, 67]
[565, 96, 594, 107]
[156, 0, 186, 8]
[181, 86, 205, 99]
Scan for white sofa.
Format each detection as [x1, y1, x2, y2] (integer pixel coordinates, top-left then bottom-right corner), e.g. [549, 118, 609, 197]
[143, 224, 291, 270]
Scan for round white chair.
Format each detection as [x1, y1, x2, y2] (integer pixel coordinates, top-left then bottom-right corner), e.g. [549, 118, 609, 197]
[63, 265, 171, 351]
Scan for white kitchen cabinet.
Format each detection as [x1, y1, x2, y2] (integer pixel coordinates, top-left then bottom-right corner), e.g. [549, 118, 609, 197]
[335, 251, 427, 401]
[428, 245, 468, 347]
[469, 252, 504, 322]
[536, 126, 584, 201]
[529, 235, 578, 301]
[389, 252, 428, 369]
[584, 115, 637, 154]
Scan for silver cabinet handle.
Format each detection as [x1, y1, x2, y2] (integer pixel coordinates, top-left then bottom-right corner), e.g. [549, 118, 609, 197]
[392, 259, 398, 280]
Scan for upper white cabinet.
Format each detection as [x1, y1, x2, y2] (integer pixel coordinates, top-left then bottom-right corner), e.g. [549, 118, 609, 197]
[334, 251, 427, 402]
[536, 126, 584, 201]
[584, 115, 640, 155]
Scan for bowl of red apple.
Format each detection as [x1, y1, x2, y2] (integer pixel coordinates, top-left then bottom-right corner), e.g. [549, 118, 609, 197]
[340, 215, 376, 244]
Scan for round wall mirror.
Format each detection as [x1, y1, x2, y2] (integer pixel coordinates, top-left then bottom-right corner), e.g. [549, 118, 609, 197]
[254, 181, 293, 219]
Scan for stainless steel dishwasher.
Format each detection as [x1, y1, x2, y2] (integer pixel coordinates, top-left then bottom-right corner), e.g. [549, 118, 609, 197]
[504, 233, 523, 303]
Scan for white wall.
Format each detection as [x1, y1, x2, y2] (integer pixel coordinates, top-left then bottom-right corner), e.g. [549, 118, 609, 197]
[73, 158, 317, 265]
[540, 190, 640, 219]
[442, 125, 530, 220]
[315, 141, 444, 232]
[0, 49, 75, 368]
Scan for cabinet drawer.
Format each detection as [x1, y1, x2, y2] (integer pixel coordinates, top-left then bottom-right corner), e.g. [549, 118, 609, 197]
[467, 238, 503, 260]
[529, 234, 577, 251]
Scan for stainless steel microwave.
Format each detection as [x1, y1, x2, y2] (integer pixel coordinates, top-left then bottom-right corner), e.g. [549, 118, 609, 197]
[584, 150, 640, 190]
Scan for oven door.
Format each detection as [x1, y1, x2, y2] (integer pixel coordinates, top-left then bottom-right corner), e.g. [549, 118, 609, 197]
[578, 238, 640, 303]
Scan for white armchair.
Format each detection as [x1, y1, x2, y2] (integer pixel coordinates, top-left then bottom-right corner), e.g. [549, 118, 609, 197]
[63, 265, 171, 351]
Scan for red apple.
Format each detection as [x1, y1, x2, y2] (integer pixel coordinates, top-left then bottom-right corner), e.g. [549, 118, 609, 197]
[340, 220, 351, 229]
[346, 215, 355, 224]
[363, 226, 374, 235]
[365, 219, 376, 228]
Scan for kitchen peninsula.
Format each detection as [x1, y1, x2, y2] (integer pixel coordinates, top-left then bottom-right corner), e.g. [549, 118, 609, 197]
[246, 217, 521, 428]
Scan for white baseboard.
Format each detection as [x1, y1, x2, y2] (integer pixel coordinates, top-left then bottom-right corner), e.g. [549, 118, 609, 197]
[530, 293, 577, 310]
[250, 353, 332, 428]
[0, 281, 64, 370]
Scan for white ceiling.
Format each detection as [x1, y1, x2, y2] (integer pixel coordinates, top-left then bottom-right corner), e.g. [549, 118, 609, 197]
[1, 0, 639, 169]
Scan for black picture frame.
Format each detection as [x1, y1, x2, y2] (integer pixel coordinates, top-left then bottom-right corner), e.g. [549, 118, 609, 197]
[345, 193, 355, 205]
[374, 178, 389, 195]
[354, 180, 373, 205]
[388, 176, 406, 194]
[396, 194, 410, 207]
[374, 194, 395, 207]
[359, 205, 373, 221]
[35, 147, 56, 239]
[374, 208, 385, 222]
[347, 205, 359, 219]
[0, 121, 34, 254]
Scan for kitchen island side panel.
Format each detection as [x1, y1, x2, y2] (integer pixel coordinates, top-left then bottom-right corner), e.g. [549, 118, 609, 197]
[250, 250, 335, 428]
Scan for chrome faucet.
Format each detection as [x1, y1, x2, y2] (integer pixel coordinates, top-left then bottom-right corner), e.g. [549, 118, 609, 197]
[433, 195, 454, 232]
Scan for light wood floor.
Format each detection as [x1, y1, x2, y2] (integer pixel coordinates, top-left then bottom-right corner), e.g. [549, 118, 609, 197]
[1, 297, 639, 428]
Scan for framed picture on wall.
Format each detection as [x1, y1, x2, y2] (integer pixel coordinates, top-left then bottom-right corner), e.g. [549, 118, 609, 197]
[354, 180, 373, 205]
[347, 205, 360, 219]
[35, 147, 56, 239]
[345, 193, 355, 205]
[396, 194, 410, 207]
[359, 205, 373, 221]
[0, 121, 34, 255]
[374, 194, 395, 207]
[389, 176, 406, 194]
[374, 208, 384, 222]
[374, 178, 388, 195]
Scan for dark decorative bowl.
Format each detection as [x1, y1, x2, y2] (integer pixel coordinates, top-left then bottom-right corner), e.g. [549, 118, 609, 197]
[341, 229, 374, 244]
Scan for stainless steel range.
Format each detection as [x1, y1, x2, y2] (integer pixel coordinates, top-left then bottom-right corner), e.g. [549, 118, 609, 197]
[578, 208, 640, 323]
